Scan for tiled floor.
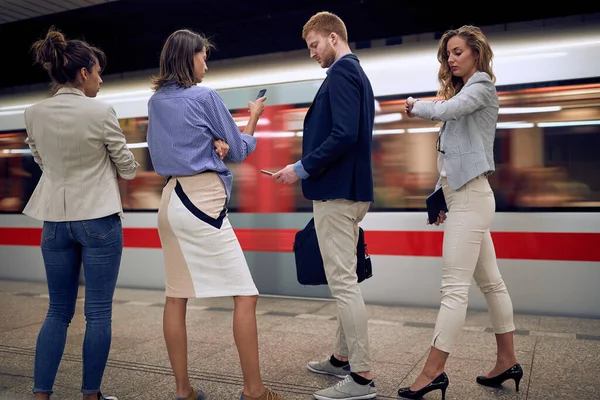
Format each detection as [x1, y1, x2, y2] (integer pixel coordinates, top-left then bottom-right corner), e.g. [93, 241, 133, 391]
[1, 280, 599, 399]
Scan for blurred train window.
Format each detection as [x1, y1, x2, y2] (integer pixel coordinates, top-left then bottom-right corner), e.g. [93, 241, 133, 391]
[1, 81, 599, 213]
[0, 132, 39, 212]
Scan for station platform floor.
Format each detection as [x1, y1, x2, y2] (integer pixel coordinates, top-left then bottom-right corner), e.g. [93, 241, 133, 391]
[1, 279, 599, 399]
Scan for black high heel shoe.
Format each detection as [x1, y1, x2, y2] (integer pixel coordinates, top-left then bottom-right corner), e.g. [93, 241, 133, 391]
[398, 372, 449, 400]
[476, 364, 523, 392]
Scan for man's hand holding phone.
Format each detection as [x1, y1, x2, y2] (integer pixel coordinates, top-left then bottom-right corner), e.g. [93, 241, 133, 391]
[272, 164, 299, 184]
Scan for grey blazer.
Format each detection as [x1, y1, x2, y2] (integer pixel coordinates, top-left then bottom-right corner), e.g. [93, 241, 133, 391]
[412, 71, 498, 191]
[23, 87, 139, 222]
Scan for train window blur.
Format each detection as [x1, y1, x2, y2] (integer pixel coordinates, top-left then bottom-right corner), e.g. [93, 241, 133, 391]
[1, 81, 599, 213]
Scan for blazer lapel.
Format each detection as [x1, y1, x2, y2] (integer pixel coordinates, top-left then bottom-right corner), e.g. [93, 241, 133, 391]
[305, 77, 328, 119]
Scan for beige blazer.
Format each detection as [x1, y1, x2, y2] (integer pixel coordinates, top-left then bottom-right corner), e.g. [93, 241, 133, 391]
[23, 87, 139, 222]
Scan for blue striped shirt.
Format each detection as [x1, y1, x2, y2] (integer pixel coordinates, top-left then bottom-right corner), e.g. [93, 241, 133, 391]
[147, 82, 257, 203]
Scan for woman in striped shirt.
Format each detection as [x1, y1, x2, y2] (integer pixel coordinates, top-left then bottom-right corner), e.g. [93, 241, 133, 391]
[147, 29, 284, 400]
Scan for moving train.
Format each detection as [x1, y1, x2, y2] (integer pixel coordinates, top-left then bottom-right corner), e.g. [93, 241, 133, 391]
[1, 21, 599, 318]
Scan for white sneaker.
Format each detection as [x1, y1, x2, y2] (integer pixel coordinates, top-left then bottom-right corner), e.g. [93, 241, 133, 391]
[307, 357, 351, 378]
[313, 375, 376, 400]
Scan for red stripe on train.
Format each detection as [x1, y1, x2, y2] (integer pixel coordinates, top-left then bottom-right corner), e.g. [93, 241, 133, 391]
[1, 227, 599, 262]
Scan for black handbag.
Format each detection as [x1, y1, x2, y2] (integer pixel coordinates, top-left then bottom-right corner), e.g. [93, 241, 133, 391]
[293, 217, 373, 285]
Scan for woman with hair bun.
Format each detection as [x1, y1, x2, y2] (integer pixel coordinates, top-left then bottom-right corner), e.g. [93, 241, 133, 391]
[24, 27, 138, 400]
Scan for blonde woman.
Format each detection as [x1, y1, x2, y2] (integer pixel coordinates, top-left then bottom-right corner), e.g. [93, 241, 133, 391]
[399, 25, 522, 399]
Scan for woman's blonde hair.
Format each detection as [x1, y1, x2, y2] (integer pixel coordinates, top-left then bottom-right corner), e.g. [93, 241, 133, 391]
[436, 25, 495, 100]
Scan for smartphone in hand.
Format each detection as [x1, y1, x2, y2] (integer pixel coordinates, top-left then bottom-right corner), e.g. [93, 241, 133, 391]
[256, 89, 267, 100]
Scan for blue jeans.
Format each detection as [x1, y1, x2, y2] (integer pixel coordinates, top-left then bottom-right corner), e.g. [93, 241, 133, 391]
[33, 213, 123, 396]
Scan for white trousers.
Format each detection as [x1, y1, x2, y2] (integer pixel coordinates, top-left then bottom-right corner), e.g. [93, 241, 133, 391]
[432, 175, 516, 352]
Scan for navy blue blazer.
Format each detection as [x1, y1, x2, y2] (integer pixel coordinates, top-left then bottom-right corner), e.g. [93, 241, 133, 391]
[300, 54, 375, 202]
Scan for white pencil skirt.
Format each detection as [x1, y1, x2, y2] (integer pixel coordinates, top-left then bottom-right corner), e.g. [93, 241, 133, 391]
[157, 172, 259, 299]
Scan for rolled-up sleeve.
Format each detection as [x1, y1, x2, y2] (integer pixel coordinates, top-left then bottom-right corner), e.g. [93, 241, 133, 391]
[200, 90, 257, 163]
[103, 105, 139, 180]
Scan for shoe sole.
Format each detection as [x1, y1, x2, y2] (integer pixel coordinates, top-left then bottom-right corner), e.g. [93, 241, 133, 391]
[307, 364, 350, 379]
[313, 393, 376, 400]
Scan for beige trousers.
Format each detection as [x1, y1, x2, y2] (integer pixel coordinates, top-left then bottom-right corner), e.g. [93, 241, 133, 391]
[313, 199, 372, 372]
[432, 175, 516, 353]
